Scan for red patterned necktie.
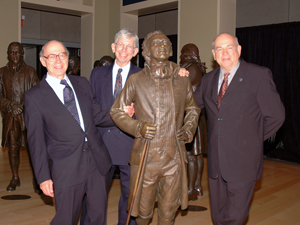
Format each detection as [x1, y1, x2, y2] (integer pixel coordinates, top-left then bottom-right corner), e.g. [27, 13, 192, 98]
[217, 72, 230, 109]
[113, 68, 123, 100]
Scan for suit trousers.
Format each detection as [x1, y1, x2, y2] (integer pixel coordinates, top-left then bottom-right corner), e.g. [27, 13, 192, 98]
[108, 164, 135, 225]
[209, 175, 256, 225]
[52, 148, 109, 225]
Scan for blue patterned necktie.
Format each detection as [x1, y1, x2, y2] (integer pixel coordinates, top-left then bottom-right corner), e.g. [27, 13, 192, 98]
[60, 79, 80, 125]
[113, 68, 123, 100]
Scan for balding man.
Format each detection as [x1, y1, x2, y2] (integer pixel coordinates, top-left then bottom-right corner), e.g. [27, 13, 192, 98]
[194, 33, 285, 224]
[24, 40, 113, 224]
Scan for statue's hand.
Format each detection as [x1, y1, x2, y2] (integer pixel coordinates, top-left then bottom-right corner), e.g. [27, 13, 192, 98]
[178, 68, 189, 77]
[177, 128, 189, 142]
[139, 123, 157, 140]
[10, 102, 23, 115]
[123, 103, 135, 118]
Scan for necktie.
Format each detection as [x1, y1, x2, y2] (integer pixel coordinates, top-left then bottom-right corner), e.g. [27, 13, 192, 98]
[217, 72, 230, 109]
[113, 68, 123, 100]
[60, 79, 81, 125]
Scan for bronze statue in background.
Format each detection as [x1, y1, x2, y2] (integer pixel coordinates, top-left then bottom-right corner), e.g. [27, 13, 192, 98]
[94, 55, 114, 68]
[99, 55, 114, 67]
[180, 43, 208, 200]
[67, 55, 80, 75]
[0, 42, 39, 191]
[93, 60, 101, 68]
[111, 31, 200, 225]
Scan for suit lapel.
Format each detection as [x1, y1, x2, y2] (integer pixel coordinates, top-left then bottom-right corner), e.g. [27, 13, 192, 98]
[103, 65, 115, 107]
[68, 76, 89, 129]
[40, 78, 67, 114]
[128, 63, 135, 78]
[211, 68, 220, 104]
[223, 60, 247, 98]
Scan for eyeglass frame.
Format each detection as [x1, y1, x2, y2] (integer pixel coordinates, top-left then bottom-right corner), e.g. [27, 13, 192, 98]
[43, 52, 68, 62]
[115, 43, 136, 53]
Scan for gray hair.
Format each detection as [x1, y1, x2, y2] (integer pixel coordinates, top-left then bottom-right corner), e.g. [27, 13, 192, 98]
[211, 33, 239, 49]
[39, 40, 70, 58]
[114, 28, 139, 49]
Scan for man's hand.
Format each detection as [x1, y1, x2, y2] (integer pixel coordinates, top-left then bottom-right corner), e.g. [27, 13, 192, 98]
[178, 68, 189, 77]
[40, 179, 54, 197]
[177, 128, 189, 142]
[139, 123, 157, 140]
[123, 103, 135, 118]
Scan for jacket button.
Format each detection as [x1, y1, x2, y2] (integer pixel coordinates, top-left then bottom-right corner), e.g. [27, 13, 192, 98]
[218, 118, 222, 121]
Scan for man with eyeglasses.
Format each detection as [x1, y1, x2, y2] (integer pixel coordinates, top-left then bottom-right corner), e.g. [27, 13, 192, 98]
[88, 28, 141, 225]
[24, 40, 114, 224]
[0, 42, 39, 192]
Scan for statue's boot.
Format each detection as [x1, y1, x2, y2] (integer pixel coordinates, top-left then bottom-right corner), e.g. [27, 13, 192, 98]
[187, 152, 198, 200]
[7, 146, 21, 191]
[195, 154, 204, 196]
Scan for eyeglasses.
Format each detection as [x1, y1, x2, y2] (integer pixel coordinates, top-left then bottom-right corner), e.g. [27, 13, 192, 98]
[43, 52, 68, 62]
[115, 43, 135, 52]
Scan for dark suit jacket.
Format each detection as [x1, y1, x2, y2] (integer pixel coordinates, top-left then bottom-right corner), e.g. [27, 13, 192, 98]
[195, 60, 285, 183]
[89, 63, 142, 165]
[24, 75, 113, 188]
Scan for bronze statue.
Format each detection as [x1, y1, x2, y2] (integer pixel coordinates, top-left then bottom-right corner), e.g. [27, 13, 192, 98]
[93, 60, 101, 68]
[93, 56, 114, 68]
[66, 55, 80, 75]
[180, 43, 208, 200]
[110, 31, 200, 225]
[99, 55, 114, 67]
[0, 42, 39, 191]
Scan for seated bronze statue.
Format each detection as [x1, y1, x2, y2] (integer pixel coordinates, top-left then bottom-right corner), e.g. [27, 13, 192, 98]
[180, 43, 208, 200]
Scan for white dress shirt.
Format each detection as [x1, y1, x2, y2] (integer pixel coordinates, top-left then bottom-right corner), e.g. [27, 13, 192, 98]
[218, 60, 241, 93]
[112, 61, 130, 95]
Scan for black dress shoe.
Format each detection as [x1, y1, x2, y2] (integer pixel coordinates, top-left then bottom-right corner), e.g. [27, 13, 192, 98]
[6, 177, 20, 192]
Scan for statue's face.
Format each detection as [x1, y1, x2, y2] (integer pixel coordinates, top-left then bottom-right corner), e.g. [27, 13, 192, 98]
[8, 44, 23, 66]
[179, 52, 189, 65]
[148, 34, 171, 62]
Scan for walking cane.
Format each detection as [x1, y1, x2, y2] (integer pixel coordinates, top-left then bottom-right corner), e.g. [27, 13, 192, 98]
[125, 139, 150, 225]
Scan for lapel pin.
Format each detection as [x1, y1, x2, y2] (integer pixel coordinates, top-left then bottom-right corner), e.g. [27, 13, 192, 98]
[239, 78, 243, 82]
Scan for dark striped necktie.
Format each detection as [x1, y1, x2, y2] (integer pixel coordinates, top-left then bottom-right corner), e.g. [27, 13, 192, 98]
[60, 79, 80, 125]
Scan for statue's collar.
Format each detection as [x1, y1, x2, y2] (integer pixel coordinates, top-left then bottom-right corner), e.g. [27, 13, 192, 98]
[145, 61, 176, 79]
[7, 61, 25, 73]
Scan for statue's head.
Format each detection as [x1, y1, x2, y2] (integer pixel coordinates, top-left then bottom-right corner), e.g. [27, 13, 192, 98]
[99, 55, 114, 67]
[7, 42, 24, 67]
[142, 30, 173, 66]
[180, 43, 199, 65]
